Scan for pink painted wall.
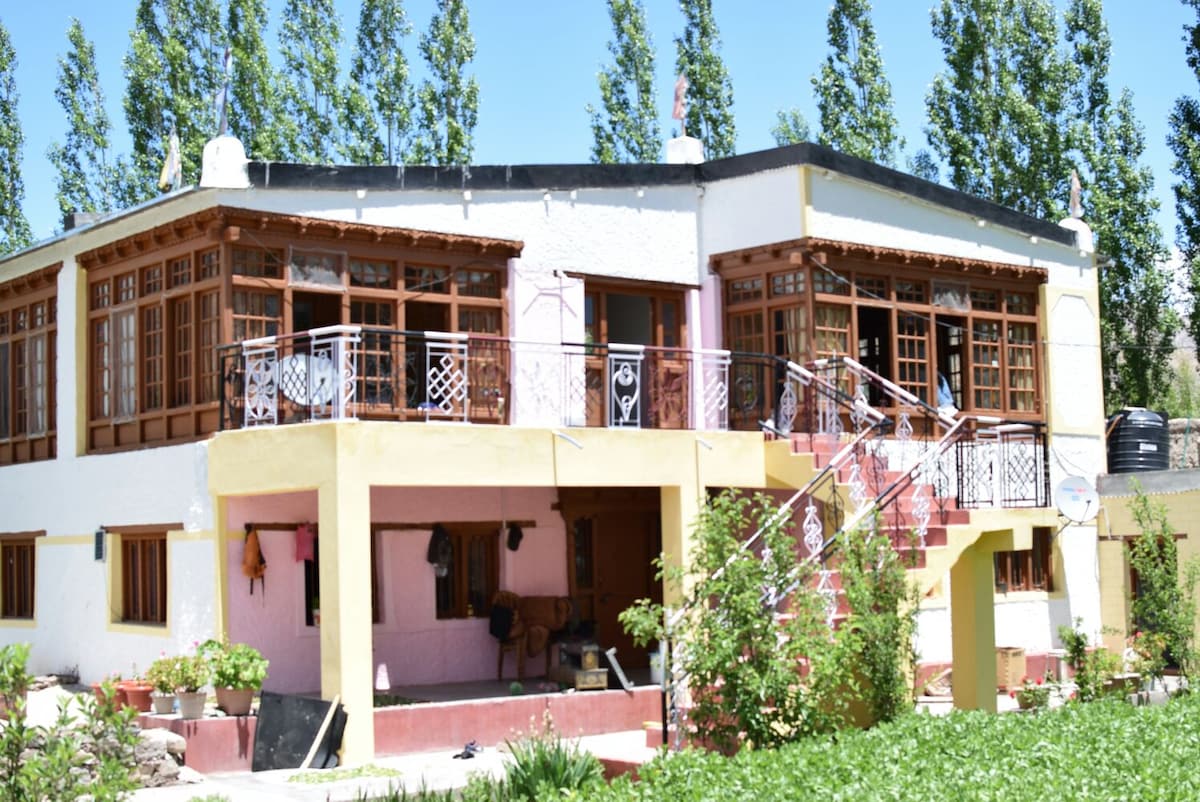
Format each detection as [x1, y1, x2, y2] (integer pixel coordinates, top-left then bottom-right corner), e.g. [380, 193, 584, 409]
[225, 487, 566, 694]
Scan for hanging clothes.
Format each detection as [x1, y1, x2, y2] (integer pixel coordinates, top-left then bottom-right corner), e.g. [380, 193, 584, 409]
[295, 523, 315, 562]
[426, 524, 452, 577]
[243, 525, 267, 595]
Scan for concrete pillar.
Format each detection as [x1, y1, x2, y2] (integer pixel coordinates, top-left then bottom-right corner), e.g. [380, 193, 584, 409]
[660, 474, 703, 605]
[317, 478, 374, 765]
[950, 543, 998, 713]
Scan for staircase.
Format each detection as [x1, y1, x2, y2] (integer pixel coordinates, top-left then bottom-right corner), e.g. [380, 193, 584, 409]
[661, 356, 1051, 747]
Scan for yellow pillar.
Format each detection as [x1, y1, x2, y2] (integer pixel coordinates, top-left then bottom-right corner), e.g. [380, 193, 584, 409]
[660, 473, 703, 605]
[950, 543, 997, 713]
[317, 477, 374, 765]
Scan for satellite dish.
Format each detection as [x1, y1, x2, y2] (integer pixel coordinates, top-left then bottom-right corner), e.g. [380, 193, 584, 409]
[1054, 476, 1099, 523]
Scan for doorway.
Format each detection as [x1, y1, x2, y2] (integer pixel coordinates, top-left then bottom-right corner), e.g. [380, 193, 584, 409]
[292, 291, 343, 335]
[935, 315, 965, 410]
[560, 488, 663, 668]
[406, 302, 451, 410]
[857, 306, 891, 406]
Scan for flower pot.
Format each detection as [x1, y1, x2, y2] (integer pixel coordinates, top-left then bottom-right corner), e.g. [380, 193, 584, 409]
[120, 681, 154, 713]
[150, 692, 176, 715]
[177, 690, 207, 720]
[215, 686, 254, 716]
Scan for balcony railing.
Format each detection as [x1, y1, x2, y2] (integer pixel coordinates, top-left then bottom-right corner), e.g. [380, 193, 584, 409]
[219, 327, 745, 432]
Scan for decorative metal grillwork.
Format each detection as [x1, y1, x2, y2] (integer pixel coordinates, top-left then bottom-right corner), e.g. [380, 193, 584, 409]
[242, 341, 278, 427]
[607, 345, 645, 428]
[424, 335, 469, 419]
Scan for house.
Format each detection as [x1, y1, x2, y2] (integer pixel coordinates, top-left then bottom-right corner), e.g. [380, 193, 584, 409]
[0, 135, 1106, 763]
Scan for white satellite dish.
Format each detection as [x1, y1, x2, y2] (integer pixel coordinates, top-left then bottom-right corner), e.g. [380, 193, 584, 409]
[1054, 476, 1099, 524]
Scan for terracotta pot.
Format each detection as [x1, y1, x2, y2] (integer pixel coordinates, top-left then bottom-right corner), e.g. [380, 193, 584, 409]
[120, 681, 154, 713]
[93, 682, 127, 709]
[177, 690, 207, 720]
[150, 692, 176, 715]
[215, 686, 254, 716]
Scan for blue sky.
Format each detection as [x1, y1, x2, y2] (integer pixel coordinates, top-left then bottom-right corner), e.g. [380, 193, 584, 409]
[3, 1, 1196, 244]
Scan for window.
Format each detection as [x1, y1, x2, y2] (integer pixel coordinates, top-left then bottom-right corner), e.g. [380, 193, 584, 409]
[435, 524, 500, 620]
[302, 528, 380, 626]
[1, 537, 35, 619]
[0, 268, 57, 464]
[994, 528, 1053, 593]
[121, 532, 167, 624]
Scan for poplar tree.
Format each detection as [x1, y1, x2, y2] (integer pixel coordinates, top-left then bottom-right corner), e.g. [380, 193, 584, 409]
[674, 0, 736, 159]
[771, 109, 810, 146]
[412, 0, 478, 165]
[811, 0, 902, 166]
[588, 0, 661, 164]
[48, 19, 120, 221]
[228, 0, 284, 161]
[123, 0, 225, 199]
[1169, 0, 1200, 354]
[924, 0, 1076, 220]
[0, 21, 31, 254]
[1068, 0, 1178, 409]
[278, 0, 344, 163]
[347, 0, 414, 164]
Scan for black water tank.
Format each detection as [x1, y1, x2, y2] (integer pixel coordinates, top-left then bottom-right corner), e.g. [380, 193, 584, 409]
[1107, 408, 1169, 473]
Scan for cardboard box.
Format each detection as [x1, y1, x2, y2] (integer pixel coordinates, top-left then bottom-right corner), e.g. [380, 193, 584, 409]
[575, 668, 608, 691]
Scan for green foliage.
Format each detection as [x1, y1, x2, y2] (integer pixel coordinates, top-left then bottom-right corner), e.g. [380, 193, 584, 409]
[770, 109, 809, 146]
[587, 694, 1200, 800]
[0, 20, 33, 256]
[1169, 0, 1200, 357]
[1127, 486, 1200, 678]
[811, 0, 903, 166]
[122, 0, 226, 199]
[924, 0, 1075, 221]
[1058, 617, 1120, 702]
[0, 647, 138, 802]
[621, 491, 844, 752]
[289, 763, 403, 784]
[833, 518, 920, 724]
[228, 0, 285, 161]
[1163, 357, 1200, 419]
[1066, 0, 1179, 411]
[673, 0, 736, 159]
[588, 0, 661, 164]
[412, 0, 478, 166]
[350, 0, 414, 164]
[1011, 674, 1054, 709]
[48, 19, 121, 222]
[501, 713, 605, 801]
[199, 639, 269, 690]
[278, 0, 344, 163]
[144, 654, 178, 694]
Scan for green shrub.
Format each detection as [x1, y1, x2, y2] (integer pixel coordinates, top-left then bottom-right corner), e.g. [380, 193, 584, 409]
[0, 642, 30, 712]
[1059, 617, 1120, 702]
[199, 639, 269, 690]
[501, 713, 604, 801]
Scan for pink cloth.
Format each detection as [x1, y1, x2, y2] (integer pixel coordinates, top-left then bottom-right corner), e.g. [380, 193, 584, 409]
[295, 523, 315, 562]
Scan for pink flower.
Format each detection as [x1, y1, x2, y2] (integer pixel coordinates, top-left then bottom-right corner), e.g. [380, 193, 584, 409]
[1036, 678, 1043, 685]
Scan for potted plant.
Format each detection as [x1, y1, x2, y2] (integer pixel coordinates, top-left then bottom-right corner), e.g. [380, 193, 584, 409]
[145, 655, 178, 714]
[173, 652, 210, 720]
[200, 639, 268, 716]
[118, 671, 155, 713]
[1010, 674, 1053, 710]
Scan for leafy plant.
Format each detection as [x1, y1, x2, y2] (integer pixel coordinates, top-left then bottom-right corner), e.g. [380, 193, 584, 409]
[1011, 674, 1054, 710]
[199, 639, 269, 690]
[1059, 617, 1120, 702]
[145, 655, 179, 694]
[502, 712, 604, 801]
[0, 647, 138, 802]
[621, 490, 842, 752]
[1127, 485, 1200, 678]
[832, 515, 920, 724]
[0, 642, 30, 713]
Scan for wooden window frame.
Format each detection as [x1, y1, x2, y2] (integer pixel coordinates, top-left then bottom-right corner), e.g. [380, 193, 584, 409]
[121, 531, 167, 625]
[994, 528, 1054, 593]
[434, 523, 500, 621]
[1, 534, 38, 619]
[0, 267, 58, 465]
[717, 252, 1043, 420]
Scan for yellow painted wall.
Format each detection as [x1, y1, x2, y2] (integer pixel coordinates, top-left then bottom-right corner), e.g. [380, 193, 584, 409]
[1097, 483, 1200, 654]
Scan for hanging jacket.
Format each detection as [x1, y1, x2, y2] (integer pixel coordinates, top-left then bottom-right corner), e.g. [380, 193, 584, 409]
[243, 527, 267, 594]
